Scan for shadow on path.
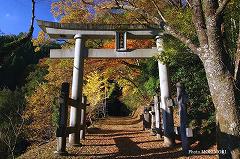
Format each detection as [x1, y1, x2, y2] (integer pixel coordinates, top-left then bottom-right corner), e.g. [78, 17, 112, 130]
[77, 116, 217, 159]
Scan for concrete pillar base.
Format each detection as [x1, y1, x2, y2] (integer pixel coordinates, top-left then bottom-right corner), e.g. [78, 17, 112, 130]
[156, 134, 161, 139]
[163, 136, 175, 147]
[80, 130, 86, 140]
[70, 143, 82, 147]
[54, 151, 68, 156]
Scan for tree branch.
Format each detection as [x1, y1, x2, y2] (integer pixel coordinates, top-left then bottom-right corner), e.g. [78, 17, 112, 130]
[216, 0, 231, 16]
[234, 29, 240, 82]
[112, 0, 161, 24]
[81, 0, 94, 5]
[185, 0, 192, 7]
[150, 0, 167, 22]
[29, 0, 35, 36]
[112, 0, 200, 54]
[1, 0, 35, 51]
[163, 24, 200, 54]
[191, 0, 208, 50]
[121, 60, 141, 69]
[119, 75, 146, 99]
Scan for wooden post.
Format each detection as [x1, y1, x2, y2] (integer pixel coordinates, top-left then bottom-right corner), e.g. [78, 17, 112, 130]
[104, 86, 107, 117]
[143, 107, 151, 130]
[69, 34, 84, 146]
[55, 82, 69, 155]
[150, 103, 156, 131]
[156, 35, 175, 147]
[176, 82, 189, 154]
[154, 95, 162, 138]
[80, 96, 87, 140]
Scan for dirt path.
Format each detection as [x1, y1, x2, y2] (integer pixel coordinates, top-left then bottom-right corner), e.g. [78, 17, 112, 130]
[19, 116, 217, 159]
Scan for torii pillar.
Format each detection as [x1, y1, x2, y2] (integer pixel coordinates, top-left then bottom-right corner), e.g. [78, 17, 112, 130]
[156, 35, 175, 147]
[69, 34, 84, 146]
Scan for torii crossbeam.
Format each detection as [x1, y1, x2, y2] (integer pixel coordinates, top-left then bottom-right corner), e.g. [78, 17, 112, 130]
[38, 20, 161, 58]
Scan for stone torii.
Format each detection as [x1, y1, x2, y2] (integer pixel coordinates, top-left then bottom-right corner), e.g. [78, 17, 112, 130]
[37, 20, 175, 148]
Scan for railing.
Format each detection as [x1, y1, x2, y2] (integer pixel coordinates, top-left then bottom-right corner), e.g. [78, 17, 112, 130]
[54, 82, 89, 155]
[144, 82, 193, 154]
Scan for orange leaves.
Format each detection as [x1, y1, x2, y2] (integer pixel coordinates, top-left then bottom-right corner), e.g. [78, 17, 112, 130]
[102, 39, 154, 49]
[127, 39, 154, 49]
[84, 59, 136, 79]
[51, 0, 93, 23]
[103, 40, 115, 49]
[84, 38, 154, 79]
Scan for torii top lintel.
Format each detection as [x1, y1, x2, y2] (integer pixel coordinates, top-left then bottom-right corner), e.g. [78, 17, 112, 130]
[37, 20, 162, 39]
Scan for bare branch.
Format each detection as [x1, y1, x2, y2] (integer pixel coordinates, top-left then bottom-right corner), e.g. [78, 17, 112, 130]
[150, 0, 167, 22]
[119, 75, 146, 99]
[134, 17, 145, 24]
[3, 113, 17, 137]
[81, 0, 94, 5]
[185, 0, 192, 7]
[216, 0, 231, 16]
[29, 0, 35, 35]
[0, 103, 25, 158]
[121, 60, 141, 69]
[114, 0, 162, 24]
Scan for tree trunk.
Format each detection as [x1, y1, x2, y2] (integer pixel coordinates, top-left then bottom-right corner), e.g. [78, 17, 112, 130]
[200, 52, 240, 159]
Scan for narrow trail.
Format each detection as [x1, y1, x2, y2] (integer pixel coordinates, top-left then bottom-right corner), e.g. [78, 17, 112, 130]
[78, 116, 181, 159]
[19, 116, 217, 159]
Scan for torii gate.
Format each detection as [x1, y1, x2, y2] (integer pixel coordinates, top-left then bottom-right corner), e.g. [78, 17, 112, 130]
[37, 20, 175, 152]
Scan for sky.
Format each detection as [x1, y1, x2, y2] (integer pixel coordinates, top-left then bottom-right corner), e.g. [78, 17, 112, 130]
[0, 0, 57, 37]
